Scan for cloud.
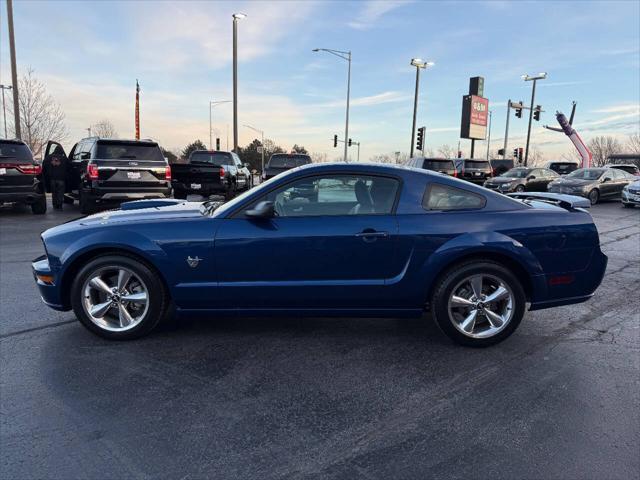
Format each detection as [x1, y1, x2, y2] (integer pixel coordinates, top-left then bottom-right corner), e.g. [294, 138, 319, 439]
[314, 91, 409, 108]
[347, 0, 412, 30]
[591, 104, 640, 114]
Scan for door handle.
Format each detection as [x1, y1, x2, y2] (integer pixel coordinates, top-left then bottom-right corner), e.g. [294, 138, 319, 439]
[355, 230, 389, 242]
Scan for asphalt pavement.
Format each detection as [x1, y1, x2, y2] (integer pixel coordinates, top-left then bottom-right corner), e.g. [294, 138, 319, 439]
[1, 197, 639, 479]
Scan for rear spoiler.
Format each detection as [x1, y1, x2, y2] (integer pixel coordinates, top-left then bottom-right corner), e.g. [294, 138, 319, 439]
[507, 192, 591, 210]
[120, 199, 186, 211]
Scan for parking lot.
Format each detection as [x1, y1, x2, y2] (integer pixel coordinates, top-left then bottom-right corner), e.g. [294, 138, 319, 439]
[1, 198, 638, 479]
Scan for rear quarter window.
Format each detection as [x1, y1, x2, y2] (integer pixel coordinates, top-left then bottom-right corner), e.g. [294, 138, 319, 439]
[423, 183, 486, 211]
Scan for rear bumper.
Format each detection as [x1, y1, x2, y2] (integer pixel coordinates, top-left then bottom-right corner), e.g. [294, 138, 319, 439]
[0, 190, 45, 204]
[529, 249, 608, 311]
[31, 255, 69, 311]
[172, 180, 227, 195]
[84, 186, 172, 201]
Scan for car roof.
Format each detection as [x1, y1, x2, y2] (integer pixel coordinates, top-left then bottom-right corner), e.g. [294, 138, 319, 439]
[0, 138, 27, 145]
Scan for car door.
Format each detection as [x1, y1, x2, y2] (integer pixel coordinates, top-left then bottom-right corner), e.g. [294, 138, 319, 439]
[527, 169, 545, 191]
[43, 141, 73, 192]
[541, 169, 558, 190]
[213, 172, 403, 310]
[611, 169, 629, 196]
[600, 170, 616, 198]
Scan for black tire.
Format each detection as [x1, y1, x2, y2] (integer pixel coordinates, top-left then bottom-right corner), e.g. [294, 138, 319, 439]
[31, 195, 47, 214]
[79, 190, 94, 214]
[63, 195, 75, 205]
[173, 190, 187, 200]
[515, 184, 525, 193]
[224, 182, 237, 201]
[431, 260, 526, 347]
[623, 203, 635, 208]
[588, 189, 599, 205]
[70, 254, 168, 340]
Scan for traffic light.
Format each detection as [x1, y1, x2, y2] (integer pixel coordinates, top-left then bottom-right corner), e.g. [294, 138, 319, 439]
[215, 138, 220, 151]
[513, 148, 518, 158]
[348, 138, 352, 147]
[416, 127, 425, 151]
[497, 148, 505, 156]
[515, 102, 523, 118]
[533, 105, 542, 121]
[518, 148, 523, 162]
[333, 135, 338, 148]
[457, 150, 462, 158]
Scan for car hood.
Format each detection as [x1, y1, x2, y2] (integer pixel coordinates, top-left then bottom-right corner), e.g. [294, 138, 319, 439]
[78, 201, 203, 227]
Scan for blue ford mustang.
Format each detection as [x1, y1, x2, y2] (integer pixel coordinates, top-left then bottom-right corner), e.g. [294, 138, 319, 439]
[32, 163, 607, 347]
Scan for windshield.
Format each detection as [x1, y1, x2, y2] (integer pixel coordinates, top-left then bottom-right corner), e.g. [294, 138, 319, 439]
[268, 154, 311, 169]
[0, 142, 34, 163]
[567, 168, 605, 180]
[190, 151, 233, 166]
[96, 141, 164, 161]
[501, 168, 530, 178]
[205, 174, 284, 217]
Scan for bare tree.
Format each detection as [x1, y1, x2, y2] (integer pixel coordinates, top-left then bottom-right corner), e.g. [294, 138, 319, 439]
[437, 144, 456, 158]
[627, 133, 640, 154]
[310, 152, 328, 163]
[9, 68, 67, 158]
[527, 146, 546, 166]
[587, 135, 623, 166]
[93, 119, 118, 138]
[561, 149, 581, 163]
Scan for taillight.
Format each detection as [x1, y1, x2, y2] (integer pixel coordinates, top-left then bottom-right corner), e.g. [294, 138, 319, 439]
[453, 170, 458, 177]
[16, 164, 41, 175]
[219, 166, 225, 180]
[165, 165, 171, 180]
[87, 164, 99, 180]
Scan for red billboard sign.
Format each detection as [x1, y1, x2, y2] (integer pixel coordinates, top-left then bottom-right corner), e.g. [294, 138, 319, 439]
[461, 94, 489, 140]
[470, 95, 488, 126]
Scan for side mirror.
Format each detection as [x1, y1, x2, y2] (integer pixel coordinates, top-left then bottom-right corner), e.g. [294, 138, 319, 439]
[527, 175, 536, 180]
[80, 152, 91, 160]
[602, 177, 612, 183]
[245, 201, 274, 219]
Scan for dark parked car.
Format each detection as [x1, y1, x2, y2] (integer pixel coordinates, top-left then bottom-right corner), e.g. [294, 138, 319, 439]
[604, 164, 640, 176]
[621, 179, 640, 207]
[545, 161, 579, 175]
[0, 139, 46, 214]
[171, 150, 250, 200]
[484, 167, 559, 193]
[33, 163, 607, 347]
[408, 157, 457, 177]
[489, 158, 515, 176]
[46, 138, 172, 214]
[547, 167, 635, 204]
[454, 159, 493, 184]
[263, 153, 311, 180]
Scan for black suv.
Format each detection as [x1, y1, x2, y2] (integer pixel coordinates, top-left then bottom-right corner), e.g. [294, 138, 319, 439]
[45, 138, 172, 213]
[454, 159, 493, 185]
[0, 139, 46, 214]
[264, 153, 312, 180]
[408, 157, 457, 177]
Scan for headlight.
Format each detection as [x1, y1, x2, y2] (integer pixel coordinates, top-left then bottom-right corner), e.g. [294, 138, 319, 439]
[623, 185, 629, 192]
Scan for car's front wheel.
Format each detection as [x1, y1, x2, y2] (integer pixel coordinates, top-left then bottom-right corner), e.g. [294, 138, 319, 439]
[588, 189, 599, 205]
[431, 260, 526, 347]
[515, 184, 525, 192]
[70, 255, 168, 340]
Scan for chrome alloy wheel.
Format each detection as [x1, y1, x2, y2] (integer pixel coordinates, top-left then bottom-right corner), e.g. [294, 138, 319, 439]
[447, 274, 515, 339]
[81, 267, 149, 332]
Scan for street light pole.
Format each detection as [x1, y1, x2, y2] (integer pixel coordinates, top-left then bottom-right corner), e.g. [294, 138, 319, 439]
[522, 72, 547, 166]
[0, 85, 12, 138]
[232, 13, 246, 153]
[503, 99, 511, 159]
[409, 58, 434, 158]
[312, 48, 351, 162]
[486, 110, 492, 161]
[6, 0, 21, 139]
[243, 124, 264, 175]
[210, 100, 231, 150]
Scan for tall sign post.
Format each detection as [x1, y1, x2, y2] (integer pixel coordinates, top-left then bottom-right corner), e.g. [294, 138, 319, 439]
[135, 80, 140, 140]
[460, 77, 489, 158]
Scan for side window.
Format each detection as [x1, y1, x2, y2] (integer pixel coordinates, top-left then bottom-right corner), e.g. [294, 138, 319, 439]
[423, 183, 486, 211]
[73, 142, 85, 160]
[609, 169, 621, 179]
[530, 169, 543, 177]
[254, 174, 400, 217]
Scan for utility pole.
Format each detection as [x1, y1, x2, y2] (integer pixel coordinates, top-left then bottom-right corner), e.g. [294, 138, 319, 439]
[409, 58, 433, 157]
[7, 0, 21, 139]
[503, 99, 511, 159]
[522, 72, 547, 165]
[232, 13, 246, 153]
[486, 110, 492, 160]
[0, 85, 12, 138]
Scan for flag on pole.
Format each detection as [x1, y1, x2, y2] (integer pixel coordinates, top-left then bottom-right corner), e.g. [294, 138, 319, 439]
[135, 80, 140, 140]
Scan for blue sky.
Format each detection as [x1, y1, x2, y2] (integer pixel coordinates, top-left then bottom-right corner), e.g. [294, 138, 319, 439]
[1, 0, 638, 160]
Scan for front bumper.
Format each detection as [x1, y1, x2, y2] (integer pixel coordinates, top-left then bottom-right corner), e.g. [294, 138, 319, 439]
[622, 189, 640, 205]
[31, 255, 69, 311]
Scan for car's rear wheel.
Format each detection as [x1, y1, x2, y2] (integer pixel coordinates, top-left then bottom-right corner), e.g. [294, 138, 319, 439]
[31, 195, 47, 214]
[431, 260, 526, 347]
[173, 190, 187, 200]
[63, 195, 74, 204]
[70, 255, 168, 340]
[588, 189, 599, 205]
